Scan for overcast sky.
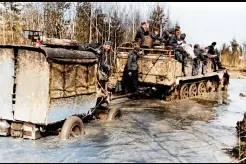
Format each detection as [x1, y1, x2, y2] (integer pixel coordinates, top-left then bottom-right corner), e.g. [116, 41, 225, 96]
[167, 2, 246, 48]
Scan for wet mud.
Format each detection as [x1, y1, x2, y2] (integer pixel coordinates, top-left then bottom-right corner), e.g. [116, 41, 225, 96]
[1, 79, 246, 163]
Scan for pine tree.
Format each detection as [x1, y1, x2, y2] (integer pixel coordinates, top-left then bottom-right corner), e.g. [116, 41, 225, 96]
[1, 2, 22, 44]
[75, 2, 91, 43]
[43, 2, 70, 39]
[148, 3, 165, 35]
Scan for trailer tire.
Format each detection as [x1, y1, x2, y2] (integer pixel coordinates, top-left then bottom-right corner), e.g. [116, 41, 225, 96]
[60, 116, 85, 140]
[107, 108, 121, 122]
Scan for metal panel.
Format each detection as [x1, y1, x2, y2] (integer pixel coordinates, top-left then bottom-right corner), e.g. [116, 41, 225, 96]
[0, 48, 14, 120]
[14, 50, 50, 124]
[46, 93, 97, 124]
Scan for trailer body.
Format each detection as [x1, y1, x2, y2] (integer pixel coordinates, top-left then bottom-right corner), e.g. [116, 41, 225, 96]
[0, 45, 99, 139]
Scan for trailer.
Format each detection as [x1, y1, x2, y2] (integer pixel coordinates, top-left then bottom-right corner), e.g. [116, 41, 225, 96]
[0, 45, 119, 140]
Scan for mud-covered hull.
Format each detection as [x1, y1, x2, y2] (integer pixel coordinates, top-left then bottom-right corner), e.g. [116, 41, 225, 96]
[115, 51, 215, 87]
[0, 45, 98, 125]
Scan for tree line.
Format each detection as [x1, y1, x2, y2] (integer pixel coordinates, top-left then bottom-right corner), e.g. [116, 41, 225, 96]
[1, 2, 246, 69]
[0, 2, 173, 49]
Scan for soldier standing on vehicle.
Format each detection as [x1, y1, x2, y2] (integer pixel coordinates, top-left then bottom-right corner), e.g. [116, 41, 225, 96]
[135, 22, 148, 45]
[192, 44, 204, 76]
[207, 42, 224, 71]
[126, 46, 143, 99]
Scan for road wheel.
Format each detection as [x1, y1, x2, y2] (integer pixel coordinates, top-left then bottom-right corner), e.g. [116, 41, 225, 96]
[189, 83, 197, 97]
[60, 116, 85, 140]
[197, 82, 207, 96]
[180, 84, 189, 99]
[107, 108, 121, 122]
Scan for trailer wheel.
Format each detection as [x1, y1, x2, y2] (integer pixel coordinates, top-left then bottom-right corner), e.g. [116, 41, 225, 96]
[189, 83, 197, 97]
[180, 84, 189, 99]
[198, 82, 207, 96]
[60, 116, 85, 140]
[107, 108, 121, 122]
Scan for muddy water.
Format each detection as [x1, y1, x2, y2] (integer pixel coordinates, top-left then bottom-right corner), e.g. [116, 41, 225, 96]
[0, 79, 246, 163]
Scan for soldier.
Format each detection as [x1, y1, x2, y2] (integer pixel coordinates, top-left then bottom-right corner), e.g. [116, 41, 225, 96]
[207, 42, 217, 57]
[178, 33, 187, 45]
[222, 69, 230, 91]
[162, 30, 171, 46]
[207, 42, 218, 71]
[78, 41, 112, 86]
[192, 44, 204, 76]
[126, 46, 143, 99]
[175, 25, 181, 38]
[169, 31, 188, 66]
[135, 22, 148, 45]
[151, 28, 163, 47]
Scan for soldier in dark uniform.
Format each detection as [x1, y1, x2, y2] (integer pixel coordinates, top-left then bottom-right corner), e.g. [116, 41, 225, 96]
[135, 22, 148, 45]
[169, 30, 188, 66]
[78, 41, 112, 85]
[126, 46, 143, 98]
[162, 30, 171, 46]
[192, 44, 204, 76]
[178, 33, 186, 45]
[208, 42, 218, 72]
[78, 41, 112, 106]
[151, 28, 163, 47]
[222, 69, 230, 91]
[207, 42, 217, 55]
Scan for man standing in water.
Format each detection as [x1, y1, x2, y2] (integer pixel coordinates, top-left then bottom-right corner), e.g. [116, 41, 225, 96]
[126, 46, 143, 99]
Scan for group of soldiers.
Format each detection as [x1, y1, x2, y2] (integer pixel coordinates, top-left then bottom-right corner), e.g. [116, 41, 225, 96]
[135, 21, 224, 71]
[75, 21, 226, 99]
[126, 21, 226, 97]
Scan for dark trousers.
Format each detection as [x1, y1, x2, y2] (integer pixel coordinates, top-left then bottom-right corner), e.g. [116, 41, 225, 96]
[127, 70, 138, 93]
[192, 58, 200, 76]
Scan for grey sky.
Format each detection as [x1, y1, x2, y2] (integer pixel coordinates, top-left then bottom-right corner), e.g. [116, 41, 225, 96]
[167, 2, 246, 48]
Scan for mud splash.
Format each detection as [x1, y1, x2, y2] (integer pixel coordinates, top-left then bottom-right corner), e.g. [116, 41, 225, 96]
[0, 79, 246, 162]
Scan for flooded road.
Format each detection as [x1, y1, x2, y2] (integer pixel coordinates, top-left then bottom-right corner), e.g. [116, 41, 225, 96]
[1, 79, 246, 163]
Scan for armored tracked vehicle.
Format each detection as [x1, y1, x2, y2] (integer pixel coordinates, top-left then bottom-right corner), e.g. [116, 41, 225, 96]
[110, 42, 228, 101]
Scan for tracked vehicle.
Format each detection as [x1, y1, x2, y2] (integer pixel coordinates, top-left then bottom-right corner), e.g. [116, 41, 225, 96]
[110, 42, 228, 101]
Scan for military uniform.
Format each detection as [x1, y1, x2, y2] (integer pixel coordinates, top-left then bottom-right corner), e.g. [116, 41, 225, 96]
[192, 44, 203, 76]
[151, 33, 163, 47]
[207, 42, 224, 71]
[126, 47, 142, 95]
[135, 27, 147, 44]
[78, 43, 110, 75]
